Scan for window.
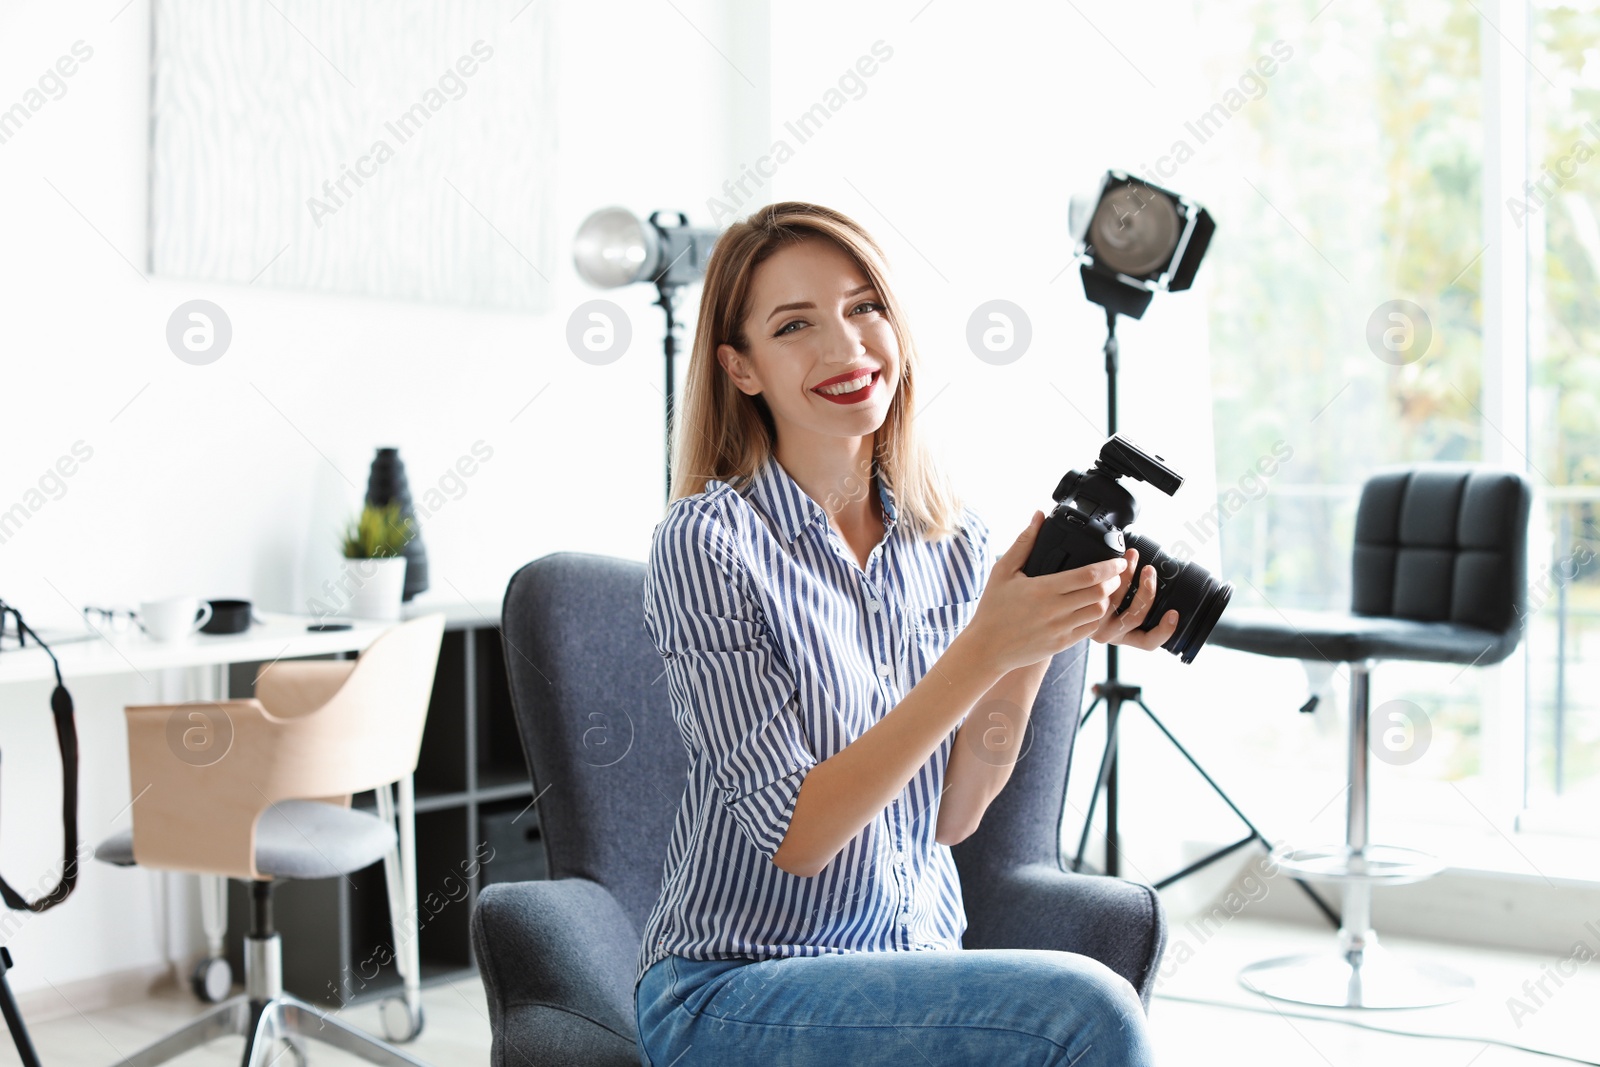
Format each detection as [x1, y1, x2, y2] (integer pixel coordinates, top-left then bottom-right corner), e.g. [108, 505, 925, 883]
[1525, 1, 1600, 827]
[1194, 0, 1599, 847]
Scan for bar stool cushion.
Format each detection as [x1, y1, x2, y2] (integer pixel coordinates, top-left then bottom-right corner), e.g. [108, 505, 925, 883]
[95, 800, 395, 880]
[1211, 607, 1512, 665]
[1212, 465, 1531, 666]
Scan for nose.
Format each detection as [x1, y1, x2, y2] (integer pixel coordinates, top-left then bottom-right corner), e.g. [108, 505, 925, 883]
[822, 316, 869, 364]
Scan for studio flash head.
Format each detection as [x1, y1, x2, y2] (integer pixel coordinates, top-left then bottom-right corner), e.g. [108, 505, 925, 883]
[1070, 170, 1216, 321]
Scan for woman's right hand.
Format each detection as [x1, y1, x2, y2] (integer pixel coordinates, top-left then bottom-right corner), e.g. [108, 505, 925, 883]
[962, 510, 1128, 675]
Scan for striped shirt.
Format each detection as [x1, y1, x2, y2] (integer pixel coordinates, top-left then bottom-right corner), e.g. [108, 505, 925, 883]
[635, 450, 993, 992]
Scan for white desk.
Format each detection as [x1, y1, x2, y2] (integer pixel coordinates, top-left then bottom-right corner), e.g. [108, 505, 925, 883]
[0, 599, 500, 688]
[0, 614, 386, 688]
[0, 596, 502, 1014]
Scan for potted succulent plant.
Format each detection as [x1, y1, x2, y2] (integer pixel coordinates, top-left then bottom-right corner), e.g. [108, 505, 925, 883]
[339, 501, 415, 621]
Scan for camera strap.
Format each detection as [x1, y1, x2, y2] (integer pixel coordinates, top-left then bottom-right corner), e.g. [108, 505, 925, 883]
[0, 603, 80, 913]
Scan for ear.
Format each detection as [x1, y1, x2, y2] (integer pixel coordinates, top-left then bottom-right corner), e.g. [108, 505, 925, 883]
[717, 342, 762, 396]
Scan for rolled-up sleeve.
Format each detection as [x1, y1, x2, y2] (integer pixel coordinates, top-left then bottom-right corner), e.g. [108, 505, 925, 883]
[643, 502, 818, 863]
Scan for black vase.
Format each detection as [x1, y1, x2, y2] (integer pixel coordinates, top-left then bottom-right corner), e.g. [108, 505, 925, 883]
[365, 447, 430, 602]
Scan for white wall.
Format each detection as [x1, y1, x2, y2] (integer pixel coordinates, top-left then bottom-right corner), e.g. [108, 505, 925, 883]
[0, 0, 766, 994]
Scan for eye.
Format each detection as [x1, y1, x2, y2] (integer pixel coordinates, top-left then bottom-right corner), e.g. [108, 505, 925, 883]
[772, 301, 883, 338]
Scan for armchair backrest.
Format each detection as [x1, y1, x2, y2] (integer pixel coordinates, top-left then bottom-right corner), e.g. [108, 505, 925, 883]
[500, 553, 687, 934]
[1350, 465, 1532, 656]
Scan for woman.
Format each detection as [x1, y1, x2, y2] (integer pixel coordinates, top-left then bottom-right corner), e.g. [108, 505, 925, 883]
[634, 201, 1178, 1066]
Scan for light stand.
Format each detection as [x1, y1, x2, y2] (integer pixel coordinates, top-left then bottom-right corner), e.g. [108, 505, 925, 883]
[654, 283, 685, 503]
[1063, 174, 1338, 928]
[573, 207, 719, 503]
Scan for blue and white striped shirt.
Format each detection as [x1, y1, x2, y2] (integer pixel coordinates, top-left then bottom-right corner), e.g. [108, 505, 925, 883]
[635, 451, 993, 992]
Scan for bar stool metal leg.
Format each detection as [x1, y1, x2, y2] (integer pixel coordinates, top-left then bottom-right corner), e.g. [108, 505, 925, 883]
[1239, 661, 1475, 1009]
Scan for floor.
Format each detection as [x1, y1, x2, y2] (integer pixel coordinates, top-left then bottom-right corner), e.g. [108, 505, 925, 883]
[1148, 915, 1600, 1065]
[3, 917, 1596, 1065]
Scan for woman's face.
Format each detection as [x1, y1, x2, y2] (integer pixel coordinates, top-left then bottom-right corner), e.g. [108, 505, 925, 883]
[716, 236, 900, 445]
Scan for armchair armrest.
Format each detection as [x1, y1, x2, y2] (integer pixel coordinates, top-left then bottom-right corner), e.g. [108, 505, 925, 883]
[961, 863, 1167, 1010]
[471, 879, 642, 1067]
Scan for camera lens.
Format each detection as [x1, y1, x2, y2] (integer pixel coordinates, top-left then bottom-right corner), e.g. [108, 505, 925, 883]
[1118, 533, 1233, 663]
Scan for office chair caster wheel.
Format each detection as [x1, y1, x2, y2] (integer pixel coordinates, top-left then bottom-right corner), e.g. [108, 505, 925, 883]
[190, 956, 232, 1003]
[379, 996, 424, 1042]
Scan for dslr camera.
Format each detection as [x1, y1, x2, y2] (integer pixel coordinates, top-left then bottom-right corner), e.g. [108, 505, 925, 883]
[1023, 435, 1232, 663]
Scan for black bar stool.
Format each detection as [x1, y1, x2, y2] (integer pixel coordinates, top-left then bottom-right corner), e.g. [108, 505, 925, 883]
[1210, 464, 1532, 1008]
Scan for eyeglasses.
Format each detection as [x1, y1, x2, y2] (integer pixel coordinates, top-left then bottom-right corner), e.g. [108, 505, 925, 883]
[82, 606, 142, 634]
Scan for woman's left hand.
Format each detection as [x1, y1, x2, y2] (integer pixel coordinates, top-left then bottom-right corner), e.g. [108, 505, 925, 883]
[1089, 548, 1180, 650]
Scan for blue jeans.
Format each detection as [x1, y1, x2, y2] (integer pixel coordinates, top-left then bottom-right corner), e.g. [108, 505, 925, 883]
[635, 948, 1155, 1066]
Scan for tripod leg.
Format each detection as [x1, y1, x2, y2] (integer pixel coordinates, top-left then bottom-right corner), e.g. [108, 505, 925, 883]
[1133, 698, 1277, 832]
[1071, 697, 1122, 873]
[1133, 698, 1341, 928]
[0, 950, 42, 1067]
[1078, 692, 1105, 730]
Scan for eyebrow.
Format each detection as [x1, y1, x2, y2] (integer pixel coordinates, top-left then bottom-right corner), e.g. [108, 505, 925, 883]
[765, 283, 877, 324]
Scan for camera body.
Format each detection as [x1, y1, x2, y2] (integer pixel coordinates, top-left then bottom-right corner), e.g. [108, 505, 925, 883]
[1023, 435, 1231, 663]
[1022, 435, 1177, 576]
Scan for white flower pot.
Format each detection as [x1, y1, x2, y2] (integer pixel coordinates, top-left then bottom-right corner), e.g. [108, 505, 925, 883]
[341, 556, 408, 621]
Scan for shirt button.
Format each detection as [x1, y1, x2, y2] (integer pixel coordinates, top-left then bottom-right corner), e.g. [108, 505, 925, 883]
[877, 661, 891, 677]
[894, 850, 906, 866]
[866, 598, 881, 613]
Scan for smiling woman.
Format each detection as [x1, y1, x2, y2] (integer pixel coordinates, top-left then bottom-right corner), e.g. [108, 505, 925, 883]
[673, 202, 951, 542]
[632, 202, 1161, 1066]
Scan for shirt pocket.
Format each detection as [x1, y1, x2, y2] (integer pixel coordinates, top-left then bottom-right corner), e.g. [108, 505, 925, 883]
[907, 598, 979, 684]
[916, 599, 979, 635]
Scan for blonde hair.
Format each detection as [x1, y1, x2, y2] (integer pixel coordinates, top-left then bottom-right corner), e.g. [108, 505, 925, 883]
[669, 201, 966, 541]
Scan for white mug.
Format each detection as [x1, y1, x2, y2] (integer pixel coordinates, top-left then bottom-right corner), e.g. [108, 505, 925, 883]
[139, 596, 213, 642]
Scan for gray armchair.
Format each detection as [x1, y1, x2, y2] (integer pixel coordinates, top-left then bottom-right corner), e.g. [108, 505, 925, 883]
[471, 551, 1167, 1067]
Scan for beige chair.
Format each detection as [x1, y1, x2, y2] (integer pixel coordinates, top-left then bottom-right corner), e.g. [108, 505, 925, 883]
[95, 613, 446, 1067]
